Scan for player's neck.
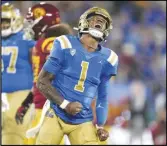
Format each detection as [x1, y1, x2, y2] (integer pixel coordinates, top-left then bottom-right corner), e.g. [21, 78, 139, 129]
[80, 34, 99, 52]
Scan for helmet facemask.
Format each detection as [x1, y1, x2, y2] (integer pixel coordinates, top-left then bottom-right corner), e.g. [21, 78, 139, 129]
[32, 20, 48, 40]
[87, 15, 109, 41]
[1, 18, 12, 37]
[25, 16, 47, 40]
[1, 3, 24, 38]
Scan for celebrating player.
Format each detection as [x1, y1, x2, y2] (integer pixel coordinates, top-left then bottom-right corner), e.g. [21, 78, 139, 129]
[14, 3, 72, 145]
[36, 7, 118, 144]
[1, 3, 35, 145]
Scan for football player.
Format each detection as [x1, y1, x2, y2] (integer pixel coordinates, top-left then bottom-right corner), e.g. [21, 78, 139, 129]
[1, 3, 35, 145]
[14, 3, 72, 145]
[36, 7, 119, 144]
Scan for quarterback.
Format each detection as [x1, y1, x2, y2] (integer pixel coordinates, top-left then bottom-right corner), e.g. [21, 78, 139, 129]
[1, 3, 35, 145]
[36, 7, 118, 144]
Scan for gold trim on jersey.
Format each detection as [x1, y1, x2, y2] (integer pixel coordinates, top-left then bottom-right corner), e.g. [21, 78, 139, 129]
[107, 50, 118, 66]
[56, 35, 72, 49]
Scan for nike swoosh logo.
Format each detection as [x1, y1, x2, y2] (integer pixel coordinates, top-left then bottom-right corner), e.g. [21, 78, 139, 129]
[97, 103, 104, 108]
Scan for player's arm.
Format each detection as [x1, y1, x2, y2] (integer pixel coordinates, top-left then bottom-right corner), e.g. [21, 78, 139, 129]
[37, 69, 63, 105]
[96, 76, 110, 141]
[37, 37, 82, 115]
[96, 77, 109, 127]
[15, 90, 33, 124]
[15, 37, 36, 124]
[96, 52, 119, 141]
[37, 67, 82, 116]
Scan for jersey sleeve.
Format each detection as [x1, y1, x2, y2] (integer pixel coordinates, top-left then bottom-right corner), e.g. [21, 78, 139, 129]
[27, 40, 36, 51]
[95, 50, 119, 126]
[96, 76, 110, 126]
[104, 50, 119, 77]
[43, 36, 67, 75]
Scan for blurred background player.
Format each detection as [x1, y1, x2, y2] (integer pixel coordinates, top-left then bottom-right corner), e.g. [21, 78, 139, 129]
[107, 80, 155, 144]
[1, 3, 35, 145]
[107, 111, 154, 145]
[36, 7, 118, 144]
[149, 92, 166, 145]
[14, 2, 73, 145]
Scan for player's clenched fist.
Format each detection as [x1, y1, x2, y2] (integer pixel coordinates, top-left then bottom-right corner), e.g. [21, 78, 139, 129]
[65, 102, 83, 115]
[59, 100, 83, 115]
[97, 126, 109, 141]
[15, 105, 29, 124]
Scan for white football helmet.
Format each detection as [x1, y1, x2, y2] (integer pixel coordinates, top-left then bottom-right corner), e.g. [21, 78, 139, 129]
[1, 3, 24, 37]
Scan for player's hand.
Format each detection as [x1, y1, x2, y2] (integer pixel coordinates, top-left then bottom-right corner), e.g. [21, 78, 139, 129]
[65, 102, 83, 115]
[15, 106, 29, 125]
[97, 127, 109, 141]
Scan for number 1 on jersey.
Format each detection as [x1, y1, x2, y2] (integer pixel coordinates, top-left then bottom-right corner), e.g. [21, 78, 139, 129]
[74, 61, 89, 92]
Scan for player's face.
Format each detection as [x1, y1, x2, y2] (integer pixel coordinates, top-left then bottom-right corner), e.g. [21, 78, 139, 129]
[88, 15, 108, 32]
[1, 18, 11, 31]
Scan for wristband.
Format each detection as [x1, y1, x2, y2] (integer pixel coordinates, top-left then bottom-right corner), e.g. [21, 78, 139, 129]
[60, 100, 70, 109]
[96, 124, 104, 129]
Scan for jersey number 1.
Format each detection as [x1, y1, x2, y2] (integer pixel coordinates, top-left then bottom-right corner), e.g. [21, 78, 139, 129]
[74, 61, 89, 92]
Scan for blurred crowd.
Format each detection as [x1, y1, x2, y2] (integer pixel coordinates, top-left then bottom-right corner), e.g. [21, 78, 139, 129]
[6, 1, 167, 145]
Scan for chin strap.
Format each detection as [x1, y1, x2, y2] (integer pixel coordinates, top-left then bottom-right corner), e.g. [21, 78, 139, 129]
[1, 28, 12, 37]
[73, 27, 104, 41]
[73, 27, 79, 30]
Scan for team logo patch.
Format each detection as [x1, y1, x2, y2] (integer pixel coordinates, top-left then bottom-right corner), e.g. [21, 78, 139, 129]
[70, 49, 76, 56]
[45, 110, 54, 118]
[33, 7, 46, 19]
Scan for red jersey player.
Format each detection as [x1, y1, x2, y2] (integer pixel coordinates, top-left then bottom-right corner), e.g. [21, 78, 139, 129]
[149, 99, 166, 145]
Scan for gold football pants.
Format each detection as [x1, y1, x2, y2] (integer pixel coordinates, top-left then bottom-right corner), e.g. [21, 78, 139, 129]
[2, 90, 31, 145]
[24, 108, 67, 145]
[36, 108, 98, 145]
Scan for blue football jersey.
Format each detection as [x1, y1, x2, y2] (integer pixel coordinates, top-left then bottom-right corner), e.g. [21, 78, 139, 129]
[2, 31, 36, 93]
[43, 35, 118, 124]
